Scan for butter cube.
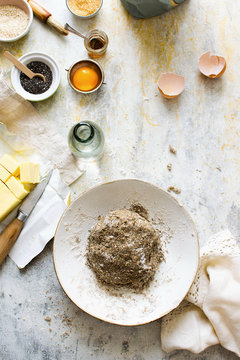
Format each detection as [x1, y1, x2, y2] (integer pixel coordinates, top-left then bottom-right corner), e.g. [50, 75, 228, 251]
[6, 176, 29, 200]
[0, 154, 20, 176]
[22, 183, 36, 192]
[0, 183, 21, 221]
[20, 162, 40, 184]
[0, 164, 11, 182]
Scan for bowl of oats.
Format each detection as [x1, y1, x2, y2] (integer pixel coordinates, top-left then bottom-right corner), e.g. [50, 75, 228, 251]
[66, 0, 103, 19]
[0, 0, 33, 42]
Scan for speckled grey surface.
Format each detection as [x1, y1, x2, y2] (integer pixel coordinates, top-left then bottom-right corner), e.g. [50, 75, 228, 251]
[0, 242, 239, 360]
[1, 0, 240, 358]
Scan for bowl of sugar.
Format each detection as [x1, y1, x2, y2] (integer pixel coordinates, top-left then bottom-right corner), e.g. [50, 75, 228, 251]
[0, 0, 33, 42]
[66, 0, 103, 19]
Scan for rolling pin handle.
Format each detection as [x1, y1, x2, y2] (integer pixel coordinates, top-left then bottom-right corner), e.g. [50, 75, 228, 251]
[27, 0, 51, 21]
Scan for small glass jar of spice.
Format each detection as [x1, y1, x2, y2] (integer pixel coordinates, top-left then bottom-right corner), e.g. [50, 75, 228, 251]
[84, 29, 108, 58]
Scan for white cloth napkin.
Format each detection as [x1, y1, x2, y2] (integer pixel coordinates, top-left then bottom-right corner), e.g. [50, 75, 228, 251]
[0, 124, 69, 268]
[161, 230, 240, 357]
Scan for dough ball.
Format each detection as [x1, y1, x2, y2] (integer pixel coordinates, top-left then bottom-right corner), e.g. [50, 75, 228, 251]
[87, 209, 163, 290]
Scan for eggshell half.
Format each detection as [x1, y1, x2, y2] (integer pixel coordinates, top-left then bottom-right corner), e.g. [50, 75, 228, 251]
[198, 51, 226, 78]
[157, 73, 185, 99]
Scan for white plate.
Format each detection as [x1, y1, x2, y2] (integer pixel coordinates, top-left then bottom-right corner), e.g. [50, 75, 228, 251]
[53, 179, 199, 326]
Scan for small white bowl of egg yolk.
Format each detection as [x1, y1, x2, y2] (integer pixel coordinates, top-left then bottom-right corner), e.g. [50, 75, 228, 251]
[67, 59, 104, 94]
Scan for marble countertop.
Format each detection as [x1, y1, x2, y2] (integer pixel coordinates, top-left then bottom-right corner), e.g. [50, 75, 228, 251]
[1, 0, 240, 358]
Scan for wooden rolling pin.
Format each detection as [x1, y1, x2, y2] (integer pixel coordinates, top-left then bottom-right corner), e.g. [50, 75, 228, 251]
[27, 0, 69, 36]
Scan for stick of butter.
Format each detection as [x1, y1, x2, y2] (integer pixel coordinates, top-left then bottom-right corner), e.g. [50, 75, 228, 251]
[0, 154, 20, 176]
[6, 176, 29, 200]
[0, 183, 21, 222]
[0, 164, 11, 182]
[20, 162, 40, 184]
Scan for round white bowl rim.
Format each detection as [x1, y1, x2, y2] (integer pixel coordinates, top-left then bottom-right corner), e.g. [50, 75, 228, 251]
[0, 0, 33, 42]
[11, 52, 60, 102]
[66, 0, 103, 19]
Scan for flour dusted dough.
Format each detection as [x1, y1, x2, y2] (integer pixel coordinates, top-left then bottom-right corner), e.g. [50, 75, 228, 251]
[87, 209, 163, 290]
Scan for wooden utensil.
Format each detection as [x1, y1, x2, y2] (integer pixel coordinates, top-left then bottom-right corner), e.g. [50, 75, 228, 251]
[0, 170, 53, 265]
[27, 0, 69, 36]
[4, 51, 46, 83]
[0, 219, 24, 266]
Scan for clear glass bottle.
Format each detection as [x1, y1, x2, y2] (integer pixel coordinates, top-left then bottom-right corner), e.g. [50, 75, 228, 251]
[84, 29, 108, 58]
[68, 121, 105, 161]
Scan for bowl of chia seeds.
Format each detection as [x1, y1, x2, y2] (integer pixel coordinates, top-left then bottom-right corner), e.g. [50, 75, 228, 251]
[11, 52, 60, 101]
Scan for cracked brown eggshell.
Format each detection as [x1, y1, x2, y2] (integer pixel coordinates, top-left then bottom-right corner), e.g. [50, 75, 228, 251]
[198, 51, 226, 78]
[157, 73, 185, 99]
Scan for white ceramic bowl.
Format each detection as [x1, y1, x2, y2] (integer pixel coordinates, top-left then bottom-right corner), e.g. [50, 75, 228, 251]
[66, 0, 103, 19]
[53, 179, 199, 326]
[11, 52, 60, 101]
[0, 0, 33, 42]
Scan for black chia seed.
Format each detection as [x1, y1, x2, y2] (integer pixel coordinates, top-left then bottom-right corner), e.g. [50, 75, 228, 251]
[20, 61, 53, 94]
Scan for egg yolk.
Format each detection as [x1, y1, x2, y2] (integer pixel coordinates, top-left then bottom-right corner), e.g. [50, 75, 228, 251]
[72, 67, 99, 91]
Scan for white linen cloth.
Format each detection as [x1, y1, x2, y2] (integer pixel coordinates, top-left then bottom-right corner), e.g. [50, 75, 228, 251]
[161, 230, 240, 357]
